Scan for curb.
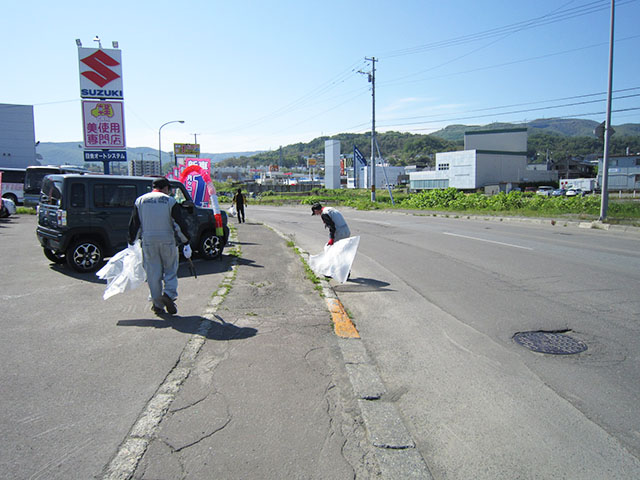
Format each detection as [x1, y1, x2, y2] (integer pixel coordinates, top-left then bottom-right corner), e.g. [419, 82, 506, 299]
[264, 222, 433, 479]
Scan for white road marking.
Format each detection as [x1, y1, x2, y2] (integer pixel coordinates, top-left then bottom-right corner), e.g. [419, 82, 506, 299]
[443, 232, 533, 250]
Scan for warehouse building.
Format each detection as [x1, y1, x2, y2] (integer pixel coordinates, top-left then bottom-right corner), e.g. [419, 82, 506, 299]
[0, 104, 37, 168]
[409, 128, 556, 191]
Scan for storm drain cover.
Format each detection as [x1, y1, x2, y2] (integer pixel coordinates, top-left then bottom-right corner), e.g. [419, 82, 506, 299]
[513, 331, 587, 355]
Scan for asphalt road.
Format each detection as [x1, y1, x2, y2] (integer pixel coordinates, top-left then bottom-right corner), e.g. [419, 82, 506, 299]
[247, 204, 640, 479]
[0, 214, 234, 479]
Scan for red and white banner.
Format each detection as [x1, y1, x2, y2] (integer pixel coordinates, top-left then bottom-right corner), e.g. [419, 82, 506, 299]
[78, 47, 123, 99]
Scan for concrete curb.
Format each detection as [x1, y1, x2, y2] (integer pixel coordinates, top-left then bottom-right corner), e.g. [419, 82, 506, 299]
[263, 222, 433, 479]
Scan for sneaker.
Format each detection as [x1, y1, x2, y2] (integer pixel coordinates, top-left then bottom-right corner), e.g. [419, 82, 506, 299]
[151, 304, 165, 315]
[161, 293, 177, 315]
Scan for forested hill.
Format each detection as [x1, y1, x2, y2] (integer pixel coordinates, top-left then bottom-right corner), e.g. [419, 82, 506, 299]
[219, 118, 640, 168]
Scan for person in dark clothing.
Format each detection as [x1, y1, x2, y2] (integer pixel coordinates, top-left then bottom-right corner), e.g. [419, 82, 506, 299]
[311, 202, 350, 245]
[233, 188, 246, 223]
[128, 177, 191, 315]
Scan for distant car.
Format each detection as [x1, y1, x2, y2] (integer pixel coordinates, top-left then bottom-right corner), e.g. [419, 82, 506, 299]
[0, 197, 16, 218]
[524, 187, 537, 193]
[536, 186, 554, 196]
[551, 189, 566, 197]
[565, 188, 584, 197]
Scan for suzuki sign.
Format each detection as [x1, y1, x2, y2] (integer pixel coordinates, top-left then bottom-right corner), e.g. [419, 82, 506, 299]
[78, 48, 123, 99]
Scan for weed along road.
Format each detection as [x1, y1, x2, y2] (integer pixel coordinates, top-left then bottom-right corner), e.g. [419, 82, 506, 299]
[250, 204, 640, 479]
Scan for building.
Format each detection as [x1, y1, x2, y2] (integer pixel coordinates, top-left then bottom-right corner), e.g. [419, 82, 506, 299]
[410, 128, 530, 191]
[128, 158, 161, 176]
[0, 104, 37, 168]
[597, 154, 640, 191]
[408, 128, 559, 191]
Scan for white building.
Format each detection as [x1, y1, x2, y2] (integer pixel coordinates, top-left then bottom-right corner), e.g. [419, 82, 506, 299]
[410, 128, 531, 191]
[356, 164, 407, 189]
[128, 158, 161, 176]
[0, 104, 37, 168]
[324, 140, 341, 189]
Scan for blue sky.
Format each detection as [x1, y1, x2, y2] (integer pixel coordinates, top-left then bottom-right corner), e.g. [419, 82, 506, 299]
[3, 0, 639, 153]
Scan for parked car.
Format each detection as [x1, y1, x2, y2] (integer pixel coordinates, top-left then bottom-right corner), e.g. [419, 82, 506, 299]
[551, 188, 566, 197]
[36, 174, 229, 273]
[536, 186, 554, 196]
[524, 187, 537, 193]
[0, 197, 17, 218]
[565, 188, 584, 197]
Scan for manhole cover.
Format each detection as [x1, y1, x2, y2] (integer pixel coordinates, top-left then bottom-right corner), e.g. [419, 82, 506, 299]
[513, 331, 587, 355]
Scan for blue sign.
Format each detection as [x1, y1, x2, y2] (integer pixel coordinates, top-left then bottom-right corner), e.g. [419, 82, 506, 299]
[354, 145, 367, 166]
[84, 151, 127, 162]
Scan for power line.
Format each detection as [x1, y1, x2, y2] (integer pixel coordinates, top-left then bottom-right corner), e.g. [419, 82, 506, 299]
[380, 34, 640, 89]
[381, 0, 637, 59]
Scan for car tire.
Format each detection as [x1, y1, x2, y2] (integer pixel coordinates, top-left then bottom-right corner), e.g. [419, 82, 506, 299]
[3, 193, 18, 205]
[0, 205, 8, 218]
[198, 230, 225, 260]
[43, 248, 66, 264]
[66, 238, 104, 273]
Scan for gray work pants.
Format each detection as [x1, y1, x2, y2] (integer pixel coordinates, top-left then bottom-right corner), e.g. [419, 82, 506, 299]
[142, 240, 179, 308]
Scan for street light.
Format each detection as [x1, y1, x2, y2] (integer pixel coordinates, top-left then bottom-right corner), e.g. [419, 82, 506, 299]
[158, 120, 185, 174]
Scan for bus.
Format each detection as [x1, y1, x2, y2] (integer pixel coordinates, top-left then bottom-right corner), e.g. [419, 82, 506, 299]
[24, 165, 90, 207]
[0, 167, 26, 205]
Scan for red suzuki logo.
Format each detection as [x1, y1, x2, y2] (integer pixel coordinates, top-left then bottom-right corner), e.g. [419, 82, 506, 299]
[80, 50, 120, 87]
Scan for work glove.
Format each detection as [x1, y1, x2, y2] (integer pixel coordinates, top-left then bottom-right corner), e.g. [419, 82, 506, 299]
[183, 244, 192, 259]
[327, 238, 334, 246]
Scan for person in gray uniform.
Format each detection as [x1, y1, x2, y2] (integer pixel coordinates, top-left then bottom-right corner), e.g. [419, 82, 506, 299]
[311, 202, 350, 245]
[128, 177, 191, 315]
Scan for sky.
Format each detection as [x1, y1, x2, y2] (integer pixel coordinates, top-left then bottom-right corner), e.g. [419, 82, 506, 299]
[2, 0, 640, 154]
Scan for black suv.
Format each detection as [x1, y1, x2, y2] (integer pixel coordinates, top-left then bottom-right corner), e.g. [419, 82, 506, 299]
[36, 174, 229, 273]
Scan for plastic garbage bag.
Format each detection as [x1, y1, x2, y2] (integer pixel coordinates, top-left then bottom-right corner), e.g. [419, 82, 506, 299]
[227, 205, 237, 217]
[96, 240, 146, 300]
[308, 236, 359, 284]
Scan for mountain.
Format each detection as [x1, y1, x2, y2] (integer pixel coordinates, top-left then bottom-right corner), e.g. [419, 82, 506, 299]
[431, 118, 640, 142]
[35, 142, 263, 167]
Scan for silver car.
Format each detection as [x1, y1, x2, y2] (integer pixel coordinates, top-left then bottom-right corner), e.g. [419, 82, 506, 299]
[0, 197, 16, 218]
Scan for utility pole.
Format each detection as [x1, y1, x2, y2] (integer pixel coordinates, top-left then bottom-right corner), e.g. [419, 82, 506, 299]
[599, 0, 616, 221]
[364, 57, 377, 202]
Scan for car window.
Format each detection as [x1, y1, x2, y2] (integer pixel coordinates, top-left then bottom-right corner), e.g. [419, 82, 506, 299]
[94, 184, 138, 208]
[171, 185, 189, 204]
[40, 177, 63, 206]
[70, 183, 85, 208]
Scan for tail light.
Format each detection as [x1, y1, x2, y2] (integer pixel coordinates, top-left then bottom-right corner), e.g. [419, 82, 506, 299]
[57, 209, 67, 226]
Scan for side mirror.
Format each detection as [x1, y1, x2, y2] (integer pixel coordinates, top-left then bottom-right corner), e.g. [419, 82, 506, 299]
[182, 200, 195, 213]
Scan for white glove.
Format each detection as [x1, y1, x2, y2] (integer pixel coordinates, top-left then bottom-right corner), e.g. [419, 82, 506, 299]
[183, 244, 192, 259]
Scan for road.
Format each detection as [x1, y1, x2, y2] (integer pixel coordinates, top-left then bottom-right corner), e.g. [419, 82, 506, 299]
[248, 204, 640, 479]
[0, 214, 235, 479]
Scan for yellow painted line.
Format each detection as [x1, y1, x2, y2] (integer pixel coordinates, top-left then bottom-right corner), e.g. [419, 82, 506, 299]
[326, 298, 360, 338]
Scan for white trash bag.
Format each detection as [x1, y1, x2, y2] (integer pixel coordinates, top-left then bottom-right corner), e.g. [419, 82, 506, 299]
[308, 236, 359, 284]
[96, 240, 146, 300]
[227, 205, 237, 217]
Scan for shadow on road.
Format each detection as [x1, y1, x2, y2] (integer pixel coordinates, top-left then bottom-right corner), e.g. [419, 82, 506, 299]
[117, 315, 257, 341]
[44, 255, 235, 283]
[333, 277, 395, 293]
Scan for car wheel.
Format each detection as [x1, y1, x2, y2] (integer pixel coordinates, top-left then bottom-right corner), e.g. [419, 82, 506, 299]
[198, 231, 224, 260]
[43, 248, 66, 264]
[2, 193, 18, 205]
[66, 238, 104, 272]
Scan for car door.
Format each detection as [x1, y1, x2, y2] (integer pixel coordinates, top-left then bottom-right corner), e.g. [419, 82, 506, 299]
[91, 180, 141, 253]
